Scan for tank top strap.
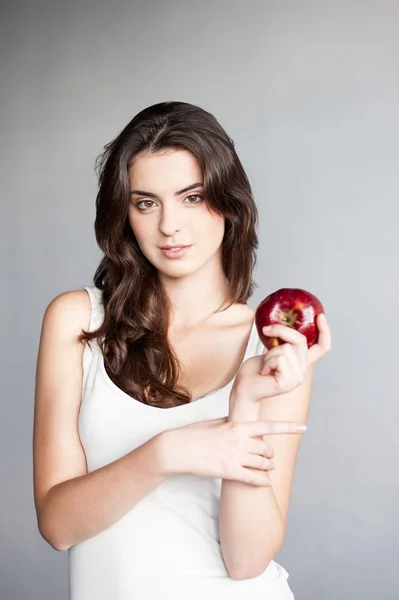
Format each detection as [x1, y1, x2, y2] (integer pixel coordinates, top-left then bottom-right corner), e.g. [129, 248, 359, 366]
[83, 286, 105, 332]
[81, 287, 105, 386]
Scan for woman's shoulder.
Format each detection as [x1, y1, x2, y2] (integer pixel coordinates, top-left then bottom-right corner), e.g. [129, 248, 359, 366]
[41, 288, 93, 340]
[44, 287, 92, 314]
[219, 302, 255, 329]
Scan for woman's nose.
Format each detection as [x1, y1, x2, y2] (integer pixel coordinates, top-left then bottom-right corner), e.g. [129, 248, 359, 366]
[158, 207, 184, 237]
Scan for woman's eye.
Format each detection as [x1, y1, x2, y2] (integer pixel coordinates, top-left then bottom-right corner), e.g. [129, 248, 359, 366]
[135, 194, 203, 211]
[136, 200, 155, 210]
[185, 194, 203, 204]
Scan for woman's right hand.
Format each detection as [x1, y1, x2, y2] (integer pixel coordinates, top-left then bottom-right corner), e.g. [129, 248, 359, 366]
[158, 416, 306, 486]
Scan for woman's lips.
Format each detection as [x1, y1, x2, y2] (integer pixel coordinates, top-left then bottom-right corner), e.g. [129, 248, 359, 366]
[160, 245, 192, 258]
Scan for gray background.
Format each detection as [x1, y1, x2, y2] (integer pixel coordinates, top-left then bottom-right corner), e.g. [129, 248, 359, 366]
[1, 1, 398, 598]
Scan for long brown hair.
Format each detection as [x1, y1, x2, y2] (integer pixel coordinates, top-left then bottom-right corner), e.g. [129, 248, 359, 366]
[79, 101, 259, 408]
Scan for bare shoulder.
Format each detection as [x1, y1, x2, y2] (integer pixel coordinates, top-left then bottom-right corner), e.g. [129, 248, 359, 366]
[216, 302, 255, 329]
[38, 288, 93, 384]
[33, 288, 93, 538]
[43, 288, 92, 331]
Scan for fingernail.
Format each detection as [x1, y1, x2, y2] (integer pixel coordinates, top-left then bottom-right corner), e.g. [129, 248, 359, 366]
[296, 424, 307, 431]
[263, 325, 272, 332]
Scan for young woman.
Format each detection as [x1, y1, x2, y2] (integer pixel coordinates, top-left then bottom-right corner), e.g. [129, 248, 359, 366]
[33, 101, 331, 600]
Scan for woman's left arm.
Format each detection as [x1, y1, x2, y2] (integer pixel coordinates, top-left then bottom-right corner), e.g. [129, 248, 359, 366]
[219, 367, 314, 580]
[219, 314, 331, 580]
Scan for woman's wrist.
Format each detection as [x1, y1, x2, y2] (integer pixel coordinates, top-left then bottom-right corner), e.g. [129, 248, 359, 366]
[155, 429, 185, 476]
[228, 392, 260, 422]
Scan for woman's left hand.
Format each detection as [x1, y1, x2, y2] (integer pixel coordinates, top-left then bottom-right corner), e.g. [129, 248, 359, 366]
[232, 313, 332, 402]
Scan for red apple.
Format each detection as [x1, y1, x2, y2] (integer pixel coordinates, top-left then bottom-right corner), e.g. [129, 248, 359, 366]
[255, 288, 325, 350]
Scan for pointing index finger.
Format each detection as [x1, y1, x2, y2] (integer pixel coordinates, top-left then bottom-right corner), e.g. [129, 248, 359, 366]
[265, 421, 307, 434]
[245, 421, 308, 438]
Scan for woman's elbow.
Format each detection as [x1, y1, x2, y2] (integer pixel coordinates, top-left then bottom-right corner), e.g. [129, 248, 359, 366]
[228, 558, 273, 580]
[37, 516, 69, 552]
[227, 543, 283, 580]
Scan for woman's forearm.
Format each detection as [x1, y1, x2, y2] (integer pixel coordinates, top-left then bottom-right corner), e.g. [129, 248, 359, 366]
[219, 400, 284, 580]
[38, 433, 170, 552]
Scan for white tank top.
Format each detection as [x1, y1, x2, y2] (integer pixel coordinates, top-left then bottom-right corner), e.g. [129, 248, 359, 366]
[68, 286, 295, 600]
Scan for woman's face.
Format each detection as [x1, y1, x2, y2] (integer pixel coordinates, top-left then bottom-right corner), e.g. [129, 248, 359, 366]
[127, 149, 226, 279]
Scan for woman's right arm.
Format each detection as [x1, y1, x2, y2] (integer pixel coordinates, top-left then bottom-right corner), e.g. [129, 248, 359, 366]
[33, 291, 171, 552]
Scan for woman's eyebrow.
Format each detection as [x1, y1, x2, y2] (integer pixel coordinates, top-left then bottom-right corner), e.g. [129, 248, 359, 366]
[129, 182, 204, 198]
